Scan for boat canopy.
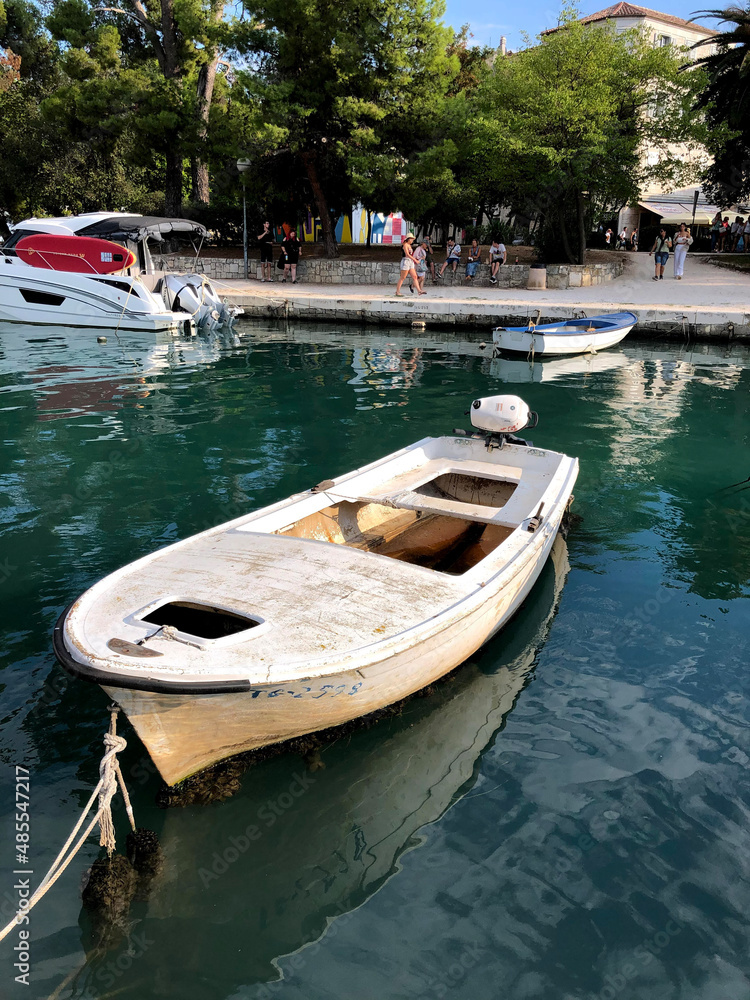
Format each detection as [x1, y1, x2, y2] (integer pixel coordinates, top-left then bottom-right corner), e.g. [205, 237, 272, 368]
[77, 216, 208, 243]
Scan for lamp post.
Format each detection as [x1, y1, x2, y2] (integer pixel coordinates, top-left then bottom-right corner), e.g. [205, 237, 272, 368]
[236, 158, 251, 279]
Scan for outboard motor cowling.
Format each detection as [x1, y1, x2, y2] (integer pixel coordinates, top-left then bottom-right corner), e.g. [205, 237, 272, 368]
[470, 395, 535, 434]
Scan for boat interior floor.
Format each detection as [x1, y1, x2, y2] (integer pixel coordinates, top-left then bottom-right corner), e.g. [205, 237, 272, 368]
[277, 500, 515, 575]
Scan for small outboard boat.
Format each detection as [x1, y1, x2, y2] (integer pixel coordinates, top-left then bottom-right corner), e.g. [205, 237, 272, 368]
[493, 311, 637, 356]
[53, 395, 578, 785]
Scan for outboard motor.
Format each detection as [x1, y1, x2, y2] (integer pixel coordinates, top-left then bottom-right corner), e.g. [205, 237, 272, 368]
[181, 274, 243, 327]
[163, 274, 242, 330]
[470, 395, 534, 434]
[455, 395, 538, 449]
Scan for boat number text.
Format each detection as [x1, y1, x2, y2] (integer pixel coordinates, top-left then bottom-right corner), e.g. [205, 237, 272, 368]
[248, 681, 363, 699]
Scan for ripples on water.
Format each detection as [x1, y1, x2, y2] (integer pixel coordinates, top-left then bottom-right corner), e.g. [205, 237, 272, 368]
[0, 322, 749, 1000]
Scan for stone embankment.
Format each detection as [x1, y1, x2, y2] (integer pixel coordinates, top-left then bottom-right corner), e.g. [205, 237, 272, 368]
[165, 256, 624, 290]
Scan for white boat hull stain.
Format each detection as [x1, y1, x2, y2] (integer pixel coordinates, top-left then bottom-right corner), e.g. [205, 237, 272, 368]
[103, 516, 559, 785]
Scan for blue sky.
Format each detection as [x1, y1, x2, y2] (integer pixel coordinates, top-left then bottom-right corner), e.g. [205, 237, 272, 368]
[441, 1, 721, 51]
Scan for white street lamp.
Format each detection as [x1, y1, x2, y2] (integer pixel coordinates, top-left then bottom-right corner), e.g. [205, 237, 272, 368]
[237, 158, 251, 279]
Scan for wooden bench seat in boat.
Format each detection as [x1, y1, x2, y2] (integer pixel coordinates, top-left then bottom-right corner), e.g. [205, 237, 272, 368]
[327, 456, 552, 528]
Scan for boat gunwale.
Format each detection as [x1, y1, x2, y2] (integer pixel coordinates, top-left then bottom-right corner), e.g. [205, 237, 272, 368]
[495, 311, 638, 338]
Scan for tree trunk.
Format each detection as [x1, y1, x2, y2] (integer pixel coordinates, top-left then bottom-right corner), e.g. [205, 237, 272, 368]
[191, 57, 219, 204]
[576, 189, 587, 266]
[191, 6, 222, 205]
[165, 144, 183, 216]
[301, 150, 338, 257]
[558, 207, 577, 265]
[365, 209, 371, 247]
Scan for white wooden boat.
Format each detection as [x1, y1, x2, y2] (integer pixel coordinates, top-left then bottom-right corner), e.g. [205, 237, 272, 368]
[54, 395, 578, 785]
[0, 213, 242, 332]
[493, 311, 637, 356]
[137, 538, 570, 983]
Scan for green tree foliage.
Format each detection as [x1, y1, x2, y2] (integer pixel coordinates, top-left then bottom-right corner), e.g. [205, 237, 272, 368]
[464, 12, 710, 262]
[42, 0, 234, 213]
[233, 0, 458, 255]
[691, 4, 750, 204]
[0, 0, 166, 229]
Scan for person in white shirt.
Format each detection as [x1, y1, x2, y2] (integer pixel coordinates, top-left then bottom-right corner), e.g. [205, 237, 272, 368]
[488, 240, 506, 283]
[438, 238, 462, 278]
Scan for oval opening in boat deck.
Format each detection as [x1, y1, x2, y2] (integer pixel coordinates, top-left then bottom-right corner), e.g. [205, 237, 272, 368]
[141, 601, 261, 640]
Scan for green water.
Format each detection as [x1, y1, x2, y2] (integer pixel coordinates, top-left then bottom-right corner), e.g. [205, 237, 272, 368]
[1, 322, 749, 1000]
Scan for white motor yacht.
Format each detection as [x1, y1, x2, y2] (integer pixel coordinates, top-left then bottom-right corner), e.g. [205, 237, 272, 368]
[0, 212, 242, 333]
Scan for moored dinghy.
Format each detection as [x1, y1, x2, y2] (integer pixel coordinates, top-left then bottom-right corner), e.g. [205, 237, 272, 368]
[53, 395, 578, 785]
[493, 311, 637, 356]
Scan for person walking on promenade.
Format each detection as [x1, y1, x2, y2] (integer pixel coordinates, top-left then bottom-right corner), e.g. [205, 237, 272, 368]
[719, 216, 730, 252]
[672, 224, 692, 279]
[710, 211, 722, 253]
[649, 228, 672, 280]
[413, 238, 429, 292]
[395, 233, 424, 296]
[605, 227, 613, 246]
[743, 218, 750, 252]
[258, 221, 274, 282]
[464, 239, 481, 282]
[734, 217, 746, 252]
[438, 238, 461, 279]
[631, 228, 638, 252]
[281, 229, 301, 283]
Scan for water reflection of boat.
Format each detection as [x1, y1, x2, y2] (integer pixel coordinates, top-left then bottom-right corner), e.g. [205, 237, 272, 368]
[78, 537, 570, 995]
[491, 350, 631, 383]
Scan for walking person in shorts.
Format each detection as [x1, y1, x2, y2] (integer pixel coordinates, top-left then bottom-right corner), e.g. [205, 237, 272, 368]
[413, 238, 429, 293]
[649, 228, 672, 280]
[395, 233, 424, 296]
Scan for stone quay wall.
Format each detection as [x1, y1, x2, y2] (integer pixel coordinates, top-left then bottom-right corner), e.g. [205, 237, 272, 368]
[164, 256, 625, 290]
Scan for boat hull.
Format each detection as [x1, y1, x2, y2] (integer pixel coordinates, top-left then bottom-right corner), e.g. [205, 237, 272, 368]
[0, 261, 191, 332]
[101, 510, 562, 785]
[493, 311, 637, 356]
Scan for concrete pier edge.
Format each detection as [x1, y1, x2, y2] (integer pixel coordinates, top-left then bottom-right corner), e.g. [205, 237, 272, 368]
[223, 290, 749, 342]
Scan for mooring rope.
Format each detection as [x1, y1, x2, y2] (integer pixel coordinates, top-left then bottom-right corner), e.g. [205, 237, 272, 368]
[0, 707, 134, 945]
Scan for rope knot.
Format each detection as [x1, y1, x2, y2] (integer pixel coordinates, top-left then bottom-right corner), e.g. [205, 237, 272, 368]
[98, 729, 127, 855]
[103, 733, 127, 755]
